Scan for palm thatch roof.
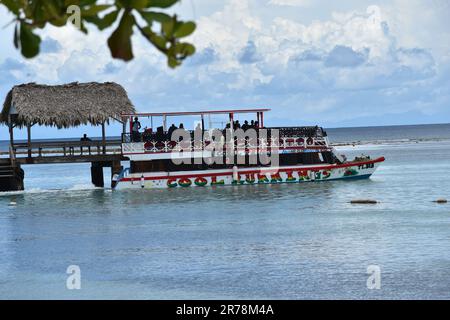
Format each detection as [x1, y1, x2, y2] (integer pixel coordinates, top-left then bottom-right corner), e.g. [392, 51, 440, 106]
[1, 82, 135, 128]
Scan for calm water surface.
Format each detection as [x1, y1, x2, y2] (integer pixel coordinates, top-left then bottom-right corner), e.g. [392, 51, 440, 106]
[1, 127, 450, 299]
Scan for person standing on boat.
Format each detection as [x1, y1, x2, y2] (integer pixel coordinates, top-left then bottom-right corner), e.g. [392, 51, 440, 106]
[242, 120, 250, 131]
[132, 117, 142, 142]
[168, 124, 178, 140]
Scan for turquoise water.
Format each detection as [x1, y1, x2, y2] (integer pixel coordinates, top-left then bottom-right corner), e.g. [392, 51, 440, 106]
[1, 126, 450, 299]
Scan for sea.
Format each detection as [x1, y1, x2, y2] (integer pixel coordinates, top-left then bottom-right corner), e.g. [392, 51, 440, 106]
[1, 123, 450, 299]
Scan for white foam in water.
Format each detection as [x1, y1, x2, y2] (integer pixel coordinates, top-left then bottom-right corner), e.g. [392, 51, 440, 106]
[68, 184, 102, 191]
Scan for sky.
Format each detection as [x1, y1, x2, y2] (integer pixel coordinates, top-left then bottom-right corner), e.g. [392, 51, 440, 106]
[0, 0, 449, 139]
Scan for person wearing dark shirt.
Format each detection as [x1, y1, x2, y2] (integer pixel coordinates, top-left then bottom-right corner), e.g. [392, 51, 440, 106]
[132, 117, 142, 142]
[80, 134, 91, 142]
[168, 124, 178, 139]
[242, 120, 250, 131]
[80, 134, 92, 154]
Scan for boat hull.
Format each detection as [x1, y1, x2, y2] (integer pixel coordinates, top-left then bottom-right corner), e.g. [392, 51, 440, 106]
[114, 157, 385, 190]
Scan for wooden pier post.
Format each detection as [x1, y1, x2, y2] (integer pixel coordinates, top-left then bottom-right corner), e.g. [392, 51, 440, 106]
[0, 162, 24, 192]
[91, 162, 104, 188]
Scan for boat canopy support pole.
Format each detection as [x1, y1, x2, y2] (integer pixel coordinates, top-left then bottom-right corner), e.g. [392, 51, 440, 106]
[27, 124, 31, 158]
[8, 114, 14, 148]
[101, 122, 106, 154]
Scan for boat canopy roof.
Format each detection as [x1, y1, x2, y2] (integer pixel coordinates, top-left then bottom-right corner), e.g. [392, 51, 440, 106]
[122, 108, 271, 118]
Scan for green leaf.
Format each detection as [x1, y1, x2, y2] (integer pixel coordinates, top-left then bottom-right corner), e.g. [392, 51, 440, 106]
[173, 21, 196, 38]
[107, 10, 135, 61]
[117, 0, 150, 9]
[81, 4, 111, 17]
[148, 0, 179, 9]
[139, 11, 171, 24]
[38, 1, 66, 27]
[176, 42, 196, 56]
[86, 10, 120, 30]
[168, 55, 180, 68]
[19, 22, 41, 58]
[162, 19, 174, 37]
[151, 34, 167, 50]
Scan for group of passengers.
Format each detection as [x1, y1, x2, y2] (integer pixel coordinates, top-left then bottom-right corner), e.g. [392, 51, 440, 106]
[131, 117, 188, 142]
[130, 117, 264, 143]
[225, 120, 261, 131]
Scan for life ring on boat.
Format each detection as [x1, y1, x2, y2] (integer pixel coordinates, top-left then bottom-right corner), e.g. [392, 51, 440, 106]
[322, 170, 331, 179]
[179, 178, 192, 187]
[194, 177, 208, 187]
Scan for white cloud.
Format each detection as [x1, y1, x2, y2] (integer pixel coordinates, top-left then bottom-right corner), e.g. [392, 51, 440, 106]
[268, 0, 311, 7]
[0, 0, 449, 128]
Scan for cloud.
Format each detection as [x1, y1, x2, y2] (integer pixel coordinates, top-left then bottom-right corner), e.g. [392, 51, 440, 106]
[268, 0, 311, 7]
[187, 47, 218, 66]
[0, 58, 34, 85]
[40, 37, 62, 54]
[0, 0, 448, 128]
[324, 46, 368, 68]
[239, 41, 262, 64]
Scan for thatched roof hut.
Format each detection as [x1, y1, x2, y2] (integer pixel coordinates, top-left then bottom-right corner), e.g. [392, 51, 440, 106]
[1, 82, 135, 128]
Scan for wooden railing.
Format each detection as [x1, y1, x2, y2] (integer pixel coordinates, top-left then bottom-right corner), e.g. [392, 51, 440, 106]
[10, 140, 122, 158]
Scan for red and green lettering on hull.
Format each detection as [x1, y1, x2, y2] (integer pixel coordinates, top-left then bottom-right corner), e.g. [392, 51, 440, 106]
[117, 157, 385, 189]
[194, 177, 208, 187]
[211, 176, 225, 186]
[344, 169, 359, 177]
[179, 178, 192, 187]
[167, 179, 178, 188]
[286, 171, 296, 183]
[271, 173, 283, 183]
[258, 174, 269, 184]
[298, 170, 310, 181]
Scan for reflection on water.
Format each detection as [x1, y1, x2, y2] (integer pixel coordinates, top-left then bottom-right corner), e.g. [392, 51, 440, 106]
[1, 141, 450, 299]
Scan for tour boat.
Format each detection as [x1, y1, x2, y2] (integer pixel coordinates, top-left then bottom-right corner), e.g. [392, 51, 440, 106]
[113, 109, 385, 189]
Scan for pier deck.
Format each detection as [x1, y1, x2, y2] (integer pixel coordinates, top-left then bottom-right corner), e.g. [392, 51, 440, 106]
[0, 140, 125, 165]
[0, 140, 126, 191]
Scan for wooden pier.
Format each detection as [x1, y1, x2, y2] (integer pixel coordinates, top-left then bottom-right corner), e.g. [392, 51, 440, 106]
[0, 82, 135, 192]
[0, 140, 126, 191]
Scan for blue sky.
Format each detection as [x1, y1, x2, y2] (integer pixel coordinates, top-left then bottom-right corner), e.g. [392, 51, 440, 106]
[1, 0, 449, 139]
